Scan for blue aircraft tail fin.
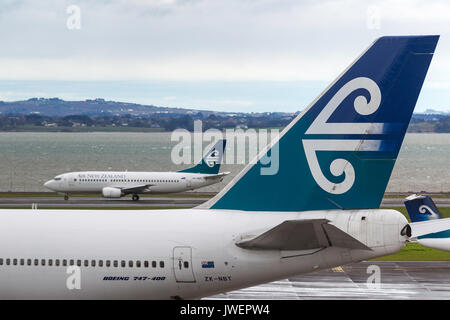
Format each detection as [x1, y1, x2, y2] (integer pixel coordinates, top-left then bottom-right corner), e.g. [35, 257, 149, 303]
[404, 194, 442, 222]
[178, 139, 226, 175]
[199, 36, 439, 211]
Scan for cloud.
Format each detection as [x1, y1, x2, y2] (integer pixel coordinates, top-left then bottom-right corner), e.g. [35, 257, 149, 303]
[0, 0, 449, 93]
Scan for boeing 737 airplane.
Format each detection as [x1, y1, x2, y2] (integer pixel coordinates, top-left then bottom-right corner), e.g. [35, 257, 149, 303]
[404, 194, 450, 252]
[44, 139, 228, 201]
[0, 36, 447, 299]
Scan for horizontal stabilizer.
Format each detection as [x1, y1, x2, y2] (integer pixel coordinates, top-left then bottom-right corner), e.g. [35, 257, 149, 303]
[409, 218, 450, 238]
[203, 172, 230, 180]
[236, 219, 371, 251]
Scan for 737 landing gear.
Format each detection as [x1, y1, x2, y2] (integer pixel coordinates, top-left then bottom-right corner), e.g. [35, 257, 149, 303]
[64, 194, 69, 201]
[132, 194, 140, 201]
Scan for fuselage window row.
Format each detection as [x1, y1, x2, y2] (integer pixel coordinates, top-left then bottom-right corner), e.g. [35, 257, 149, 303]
[0, 258, 165, 268]
[77, 179, 179, 183]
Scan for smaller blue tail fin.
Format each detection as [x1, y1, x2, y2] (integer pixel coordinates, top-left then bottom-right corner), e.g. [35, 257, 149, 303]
[404, 194, 442, 222]
[178, 139, 226, 174]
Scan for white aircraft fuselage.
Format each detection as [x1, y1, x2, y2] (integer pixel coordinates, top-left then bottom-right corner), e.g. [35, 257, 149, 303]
[44, 171, 225, 196]
[0, 208, 407, 299]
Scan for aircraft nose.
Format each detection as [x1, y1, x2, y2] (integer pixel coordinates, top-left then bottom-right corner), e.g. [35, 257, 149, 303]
[44, 180, 55, 191]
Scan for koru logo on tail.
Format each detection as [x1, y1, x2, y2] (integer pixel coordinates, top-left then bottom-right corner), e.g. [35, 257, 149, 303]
[303, 77, 386, 195]
[205, 149, 220, 168]
[418, 205, 440, 219]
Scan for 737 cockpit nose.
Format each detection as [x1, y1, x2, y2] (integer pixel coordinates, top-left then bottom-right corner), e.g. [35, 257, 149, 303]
[44, 175, 64, 191]
[44, 179, 56, 191]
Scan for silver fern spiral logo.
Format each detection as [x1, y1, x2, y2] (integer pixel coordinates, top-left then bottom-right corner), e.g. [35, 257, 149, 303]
[419, 205, 440, 219]
[205, 149, 220, 167]
[303, 77, 386, 195]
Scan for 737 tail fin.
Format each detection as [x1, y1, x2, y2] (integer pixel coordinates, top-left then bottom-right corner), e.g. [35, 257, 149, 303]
[200, 36, 439, 211]
[178, 139, 226, 175]
[404, 194, 442, 222]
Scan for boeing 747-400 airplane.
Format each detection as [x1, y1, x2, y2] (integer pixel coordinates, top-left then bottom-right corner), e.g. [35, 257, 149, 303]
[44, 139, 228, 200]
[0, 36, 447, 299]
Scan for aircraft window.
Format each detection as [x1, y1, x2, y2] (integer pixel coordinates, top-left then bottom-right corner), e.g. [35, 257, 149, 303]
[152, 261, 156, 268]
[48, 259, 53, 266]
[0, 258, 3, 265]
[70, 259, 74, 265]
[27, 259, 32, 266]
[84, 260, 88, 267]
[136, 261, 141, 268]
[184, 261, 189, 268]
[6, 259, 10, 265]
[160, 261, 164, 268]
[54, 177, 61, 181]
[19, 259, 24, 266]
[91, 260, 96, 267]
[114, 260, 118, 267]
[13, 259, 17, 266]
[74, 179, 77, 182]
[121, 260, 126, 268]
[144, 261, 149, 268]
[63, 259, 67, 266]
[77, 260, 81, 267]
[128, 261, 133, 268]
[41, 259, 46, 266]
[106, 260, 111, 267]
[34, 259, 38, 266]
[99, 260, 103, 267]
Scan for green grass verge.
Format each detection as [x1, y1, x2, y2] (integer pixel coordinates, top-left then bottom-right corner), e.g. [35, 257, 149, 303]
[370, 242, 450, 261]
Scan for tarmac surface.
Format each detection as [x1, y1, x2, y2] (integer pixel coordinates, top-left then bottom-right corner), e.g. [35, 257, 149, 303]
[0, 195, 449, 208]
[206, 261, 450, 300]
[0, 196, 208, 207]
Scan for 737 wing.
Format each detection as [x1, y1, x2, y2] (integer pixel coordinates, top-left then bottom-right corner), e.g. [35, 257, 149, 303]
[120, 184, 153, 195]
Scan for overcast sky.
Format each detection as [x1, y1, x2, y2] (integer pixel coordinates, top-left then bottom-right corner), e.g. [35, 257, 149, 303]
[0, 0, 449, 112]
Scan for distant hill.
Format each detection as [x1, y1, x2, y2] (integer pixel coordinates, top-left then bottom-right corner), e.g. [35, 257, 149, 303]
[0, 98, 212, 117]
[0, 97, 299, 132]
[0, 98, 448, 132]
